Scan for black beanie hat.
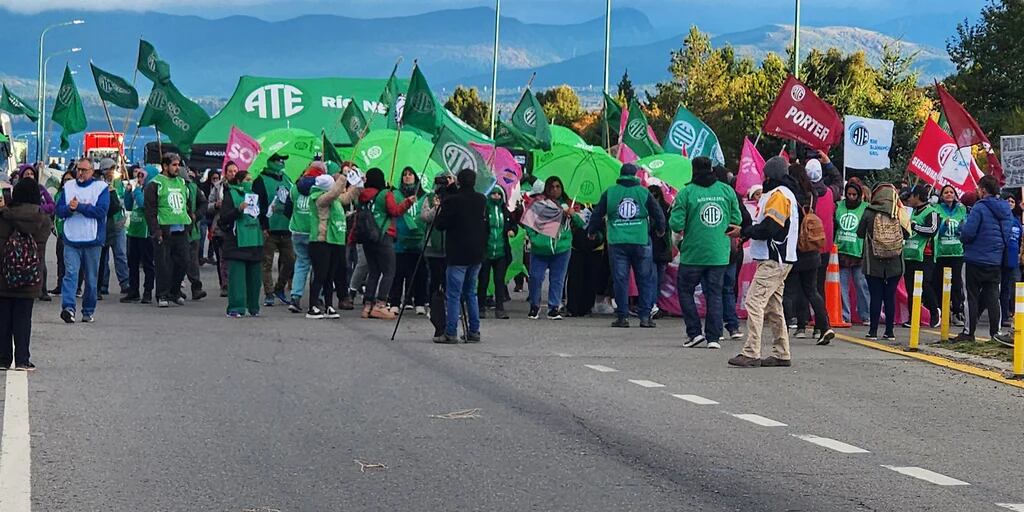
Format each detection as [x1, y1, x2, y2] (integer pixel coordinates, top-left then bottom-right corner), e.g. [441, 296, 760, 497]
[12, 177, 41, 206]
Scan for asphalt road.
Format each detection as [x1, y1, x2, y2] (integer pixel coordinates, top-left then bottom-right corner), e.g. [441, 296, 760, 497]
[3, 265, 1024, 512]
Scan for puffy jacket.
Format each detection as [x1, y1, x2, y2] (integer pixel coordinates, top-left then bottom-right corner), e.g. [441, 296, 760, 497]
[961, 196, 1012, 267]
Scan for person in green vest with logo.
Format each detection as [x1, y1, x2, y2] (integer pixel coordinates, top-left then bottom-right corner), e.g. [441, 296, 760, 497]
[587, 163, 666, 328]
[934, 184, 967, 327]
[144, 152, 195, 308]
[304, 168, 361, 319]
[901, 185, 941, 328]
[282, 162, 323, 313]
[121, 165, 157, 304]
[218, 168, 264, 318]
[252, 153, 296, 307]
[97, 158, 129, 300]
[669, 157, 742, 347]
[387, 167, 428, 315]
[181, 165, 207, 301]
[835, 181, 871, 325]
[478, 186, 517, 319]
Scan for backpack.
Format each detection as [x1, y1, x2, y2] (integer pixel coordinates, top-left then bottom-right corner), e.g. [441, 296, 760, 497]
[351, 191, 385, 244]
[797, 206, 826, 252]
[2, 231, 41, 289]
[871, 213, 904, 259]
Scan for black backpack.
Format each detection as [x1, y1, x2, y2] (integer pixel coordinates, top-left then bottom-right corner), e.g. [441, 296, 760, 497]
[352, 191, 386, 244]
[2, 231, 41, 289]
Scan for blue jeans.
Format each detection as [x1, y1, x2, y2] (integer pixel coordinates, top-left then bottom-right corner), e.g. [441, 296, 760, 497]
[62, 244, 102, 316]
[99, 229, 129, 293]
[677, 264, 727, 341]
[528, 251, 570, 309]
[609, 244, 655, 319]
[291, 232, 311, 299]
[445, 264, 481, 336]
[839, 265, 870, 323]
[722, 262, 739, 332]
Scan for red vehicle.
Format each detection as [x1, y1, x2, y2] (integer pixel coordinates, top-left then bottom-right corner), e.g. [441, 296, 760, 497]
[83, 131, 125, 163]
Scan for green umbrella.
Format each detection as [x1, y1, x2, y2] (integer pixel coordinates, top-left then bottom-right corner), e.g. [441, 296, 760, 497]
[249, 128, 322, 181]
[635, 153, 693, 191]
[549, 125, 586, 147]
[532, 142, 621, 205]
[351, 128, 445, 191]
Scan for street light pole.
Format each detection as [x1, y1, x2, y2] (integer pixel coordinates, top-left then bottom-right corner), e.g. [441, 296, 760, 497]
[489, 0, 500, 139]
[40, 48, 81, 165]
[793, 0, 801, 79]
[36, 19, 84, 161]
[602, 0, 612, 149]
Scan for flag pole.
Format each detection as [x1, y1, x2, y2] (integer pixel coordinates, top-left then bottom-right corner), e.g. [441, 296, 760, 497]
[488, 0, 501, 139]
[602, 0, 612, 150]
[389, 61, 415, 186]
[790, 0, 801, 156]
[155, 126, 162, 157]
[120, 39, 142, 144]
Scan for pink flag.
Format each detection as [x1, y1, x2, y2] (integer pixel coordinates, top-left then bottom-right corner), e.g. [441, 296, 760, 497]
[615, 107, 638, 163]
[470, 142, 522, 206]
[734, 137, 765, 197]
[223, 125, 261, 172]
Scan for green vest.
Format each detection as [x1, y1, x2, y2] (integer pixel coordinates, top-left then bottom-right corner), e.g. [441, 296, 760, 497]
[935, 202, 967, 258]
[54, 190, 66, 236]
[153, 174, 192, 226]
[835, 201, 867, 258]
[605, 180, 650, 245]
[486, 199, 506, 260]
[126, 190, 149, 239]
[228, 184, 264, 248]
[186, 181, 200, 242]
[260, 172, 293, 232]
[372, 191, 390, 236]
[308, 188, 348, 246]
[903, 205, 936, 262]
[288, 184, 313, 234]
[112, 180, 126, 224]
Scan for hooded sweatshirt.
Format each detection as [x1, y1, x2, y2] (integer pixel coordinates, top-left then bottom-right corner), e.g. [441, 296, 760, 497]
[669, 170, 742, 266]
[15, 167, 55, 216]
[485, 189, 516, 260]
[961, 195, 1014, 267]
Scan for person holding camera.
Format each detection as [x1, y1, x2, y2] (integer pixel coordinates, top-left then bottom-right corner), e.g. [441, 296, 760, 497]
[434, 169, 488, 343]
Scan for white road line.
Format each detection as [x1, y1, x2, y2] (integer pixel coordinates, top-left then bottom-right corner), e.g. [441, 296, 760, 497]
[996, 504, 1024, 511]
[0, 370, 32, 512]
[671, 394, 719, 405]
[583, 364, 618, 373]
[730, 413, 787, 427]
[628, 379, 665, 388]
[791, 434, 870, 454]
[881, 465, 970, 486]
[554, 352, 573, 358]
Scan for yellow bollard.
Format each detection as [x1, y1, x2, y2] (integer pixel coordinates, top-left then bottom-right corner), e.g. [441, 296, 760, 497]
[941, 267, 952, 341]
[1014, 283, 1024, 380]
[908, 270, 923, 352]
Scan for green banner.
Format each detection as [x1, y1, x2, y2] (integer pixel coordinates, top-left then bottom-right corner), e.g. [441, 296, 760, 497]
[604, 93, 622, 138]
[341, 99, 369, 145]
[138, 80, 210, 156]
[322, 130, 344, 167]
[0, 84, 39, 122]
[401, 65, 444, 139]
[429, 127, 493, 192]
[662, 104, 724, 165]
[508, 88, 551, 151]
[90, 63, 139, 110]
[137, 39, 171, 84]
[51, 65, 87, 152]
[622, 97, 662, 158]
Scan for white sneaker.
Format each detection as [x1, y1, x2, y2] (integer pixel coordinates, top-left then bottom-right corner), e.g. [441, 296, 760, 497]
[729, 329, 744, 339]
[683, 335, 707, 348]
[416, 306, 426, 316]
[794, 329, 807, 339]
[707, 340, 721, 349]
[389, 306, 400, 315]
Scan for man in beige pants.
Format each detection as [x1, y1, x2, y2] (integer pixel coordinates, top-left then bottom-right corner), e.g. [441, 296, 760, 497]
[729, 156, 800, 368]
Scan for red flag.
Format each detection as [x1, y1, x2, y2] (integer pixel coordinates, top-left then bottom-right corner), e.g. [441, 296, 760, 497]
[935, 83, 1003, 184]
[907, 118, 984, 196]
[761, 75, 843, 150]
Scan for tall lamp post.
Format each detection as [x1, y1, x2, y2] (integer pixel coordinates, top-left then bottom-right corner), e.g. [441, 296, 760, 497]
[40, 47, 81, 163]
[488, 0, 501, 139]
[602, 0, 612, 149]
[37, 19, 84, 161]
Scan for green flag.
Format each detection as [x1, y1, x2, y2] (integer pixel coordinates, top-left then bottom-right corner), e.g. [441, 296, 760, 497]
[662, 104, 724, 165]
[0, 132, 9, 143]
[494, 119, 538, 150]
[0, 84, 39, 122]
[322, 130, 344, 167]
[340, 99, 369, 144]
[603, 93, 622, 138]
[138, 80, 210, 156]
[622, 97, 662, 158]
[401, 65, 444, 139]
[508, 88, 551, 151]
[51, 65, 87, 152]
[90, 63, 139, 109]
[429, 126, 493, 192]
[381, 63, 401, 130]
[137, 39, 171, 84]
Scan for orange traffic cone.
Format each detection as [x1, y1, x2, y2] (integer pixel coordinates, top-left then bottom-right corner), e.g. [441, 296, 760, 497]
[825, 245, 851, 328]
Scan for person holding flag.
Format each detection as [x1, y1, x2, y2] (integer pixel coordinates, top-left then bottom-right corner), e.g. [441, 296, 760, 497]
[252, 153, 296, 307]
[387, 167, 428, 315]
[305, 164, 361, 319]
[356, 168, 415, 320]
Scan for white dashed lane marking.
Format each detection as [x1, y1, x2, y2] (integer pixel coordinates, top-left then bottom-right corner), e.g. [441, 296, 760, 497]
[791, 434, 870, 454]
[0, 370, 31, 512]
[730, 413, 787, 427]
[583, 364, 618, 373]
[671, 394, 719, 405]
[996, 504, 1024, 511]
[554, 352, 572, 358]
[628, 379, 666, 388]
[881, 465, 970, 486]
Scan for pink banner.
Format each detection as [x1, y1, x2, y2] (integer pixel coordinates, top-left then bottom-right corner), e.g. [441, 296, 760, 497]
[734, 137, 765, 198]
[470, 142, 521, 207]
[616, 108, 638, 163]
[223, 125, 261, 171]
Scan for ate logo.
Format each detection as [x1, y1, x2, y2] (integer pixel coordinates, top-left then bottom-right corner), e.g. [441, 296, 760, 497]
[839, 212, 859, 231]
[791, 84, 806, 102]
[579, 180, 595, 197]
[147, 54, 159, 72]
[98, 76, 129, 95]
[58, 85, 74, 104]
[349, 117, 363, 133]
[365, 146, 383, 160]
[627, 120, 647, 139]
[945, 219, 960, 236]
[296, 195, 311, 213]
[617, 197, 639, 220]
[410, 92, 434, 115]
[849, 122, 870, 146]
[245, 84, 304, 119]
[167, 190, 186, 214]
[646, 159, 665, 170]
[523, 107, 537, 128]
[668, 121, 696, 150]
[443, 143, 476, 173]
[700, 202, 724, 227]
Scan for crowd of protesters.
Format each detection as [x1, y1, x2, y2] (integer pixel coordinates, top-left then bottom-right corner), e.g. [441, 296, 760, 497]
[1, 147, 1020, 371]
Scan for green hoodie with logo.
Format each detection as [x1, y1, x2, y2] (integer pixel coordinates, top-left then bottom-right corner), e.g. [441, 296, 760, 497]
[669, 180, 741, 266]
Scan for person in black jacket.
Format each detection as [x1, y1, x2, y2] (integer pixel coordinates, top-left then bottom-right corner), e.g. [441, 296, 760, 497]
[434, 169, 488, 343]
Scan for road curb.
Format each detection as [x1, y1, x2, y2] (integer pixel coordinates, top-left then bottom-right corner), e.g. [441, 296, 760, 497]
[834, 333, 1024, 390]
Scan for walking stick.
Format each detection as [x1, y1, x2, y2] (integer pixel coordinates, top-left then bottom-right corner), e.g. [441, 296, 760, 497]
[390, 198, 441, 341]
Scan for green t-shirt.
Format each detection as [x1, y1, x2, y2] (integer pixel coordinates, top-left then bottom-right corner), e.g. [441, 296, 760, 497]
[153, 174, 191, 226]
[669, 180, 741, 266]
[605, 179, 651, 246]
[835, 201, 867, 258]
[935, 202, 967, 258]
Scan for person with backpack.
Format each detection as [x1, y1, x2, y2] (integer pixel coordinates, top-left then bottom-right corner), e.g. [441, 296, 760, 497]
[901, 185, 941, 328]
[835, 181, 871, 325]
[354, 167, 415, 320]
[388, 167, 428, 315]
[305, 167, 360, 319]
[252, 153, 296, 307]
[56, 159, 110, 324]
[669, 157, 741, 348]
[934, 185, 967, 327]
[857, 183, 909, 341]
[15, 165, 55, 302]
[0, 178, 53, 370]
[783, 163, 834, 346]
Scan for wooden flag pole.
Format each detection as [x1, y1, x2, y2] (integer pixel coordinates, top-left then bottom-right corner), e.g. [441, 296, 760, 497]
[388, 60, 417, 187]
[155, 127, 163, 158]
[120, 38, 142, 146]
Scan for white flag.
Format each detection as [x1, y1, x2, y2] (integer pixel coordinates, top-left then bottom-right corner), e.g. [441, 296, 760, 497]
[843, 115, 893, 170]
